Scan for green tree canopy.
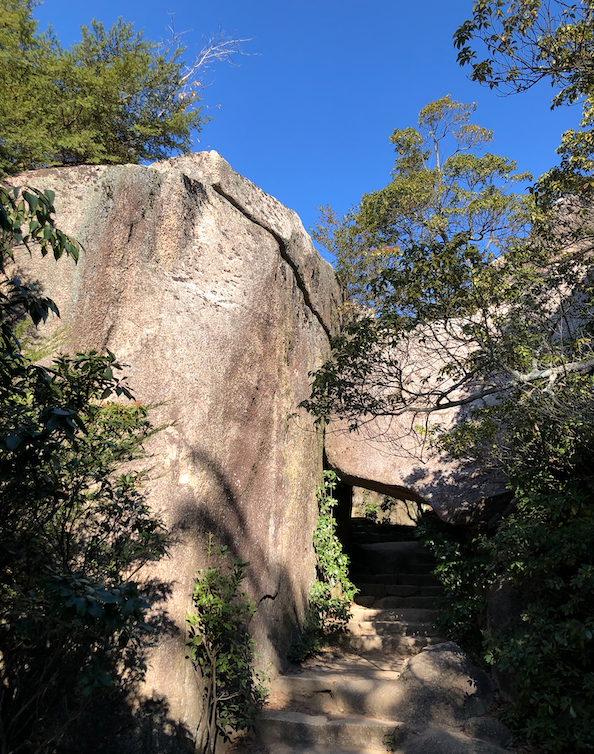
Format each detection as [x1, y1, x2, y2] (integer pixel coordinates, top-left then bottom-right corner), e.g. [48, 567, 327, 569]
[306, 96, 594, 753]
[454, 0, 594, 102]
[454, 0, 594, 202]
[307, 97, 594, 472]
[0, 0, 247, 175]
[314, 96, 531, 307]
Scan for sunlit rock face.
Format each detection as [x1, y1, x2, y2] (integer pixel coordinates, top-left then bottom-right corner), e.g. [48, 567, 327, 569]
[325, 412, 509, 524]
[8, 149, 508, 751]
[324, 327, 510, 523]
[10, 151, 340, 748]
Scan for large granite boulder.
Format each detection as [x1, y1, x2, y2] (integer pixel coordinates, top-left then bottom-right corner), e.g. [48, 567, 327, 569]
[325, 413, 510, 524]
[8, 152, 341, 749]
[324, 316, 511, 523]
[389, 642, 494, 727]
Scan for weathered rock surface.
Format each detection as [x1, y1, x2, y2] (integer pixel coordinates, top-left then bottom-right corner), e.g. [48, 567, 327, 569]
[325, 413, 510, 523]
[388, 642, 494, 727]
[402, 727, 510, 754]
[464, 716, 513, 748]
[8, 151, 341, 748]
[323, 317, 512, 522]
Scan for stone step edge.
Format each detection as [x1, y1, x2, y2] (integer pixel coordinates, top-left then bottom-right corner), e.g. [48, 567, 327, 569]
[349, 606, 440, 619]
[259, 710, 406, 725]
[348, 619, 441, 630]
[346, 628, 441, 636]
[257, 709, 410, 748]
[340, 633, 445, 642]
[337, 635, 446, 654]
[349, 617, 439, 624]
[271, 669, 403, 693]
[261, 746, 389, 754]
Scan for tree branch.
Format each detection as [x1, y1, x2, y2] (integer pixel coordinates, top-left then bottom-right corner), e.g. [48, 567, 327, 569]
[509, 358, 594, 384]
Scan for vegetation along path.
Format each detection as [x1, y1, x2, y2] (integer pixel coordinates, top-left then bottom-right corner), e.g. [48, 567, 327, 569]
[235, 519, 515, 754]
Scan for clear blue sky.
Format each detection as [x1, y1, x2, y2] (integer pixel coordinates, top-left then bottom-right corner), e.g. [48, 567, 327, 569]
[34, 0, 581, 263]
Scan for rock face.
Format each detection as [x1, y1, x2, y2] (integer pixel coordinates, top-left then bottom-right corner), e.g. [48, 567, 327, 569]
[390, 642, 494, 727]
[326, 414, 510, 524]
[9, 151, 341, 749]
[324, 319, 511, 523]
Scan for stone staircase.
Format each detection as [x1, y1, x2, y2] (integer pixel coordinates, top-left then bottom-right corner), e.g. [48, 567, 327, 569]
[341, 519, 445, 658]
[235, 520, 512, 754]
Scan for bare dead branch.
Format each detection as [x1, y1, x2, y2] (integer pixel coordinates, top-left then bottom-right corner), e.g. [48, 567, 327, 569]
[161, 16, 255, 98]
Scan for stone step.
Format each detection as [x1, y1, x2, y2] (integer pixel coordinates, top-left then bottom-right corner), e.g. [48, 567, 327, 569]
[419, 586, 444, 597]
[353, 572, 440, 585]
[397, 596, 440, 609]
[351, 574, 442, 589]
[261, 745, 387, 754]
[354, 595, 378, 608]
[353, 583, 388, 598]
[353, 591, 440, 610]
[363, 584, 419, 597]
[350, 529, 411, 540]
[409, 551, 437, 563]
[376, 573, 440, 587]
[373, 596, 440, 609]
[350, 606, 440, 623]
[294, 649, 407, 675]
[349, 542, 435, 572]
[403, 561, 435, 574]
[351, 541, 427, 555]
[351, 523, 410, 542]
[351, 561, 436, 577]
[355, 583, 439, 597]
[257, 710, 408, 750]
[270, 668, 402, 718]
[337, 634, 444, 655]
[348, 620, 442, 637]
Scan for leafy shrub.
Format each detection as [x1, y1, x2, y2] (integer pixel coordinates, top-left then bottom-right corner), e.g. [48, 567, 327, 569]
[419, 448, 594, 752]
[0, 185, 167, 753]
[186, 534, 268, 754]
[288, 470, 358, 662]
[0, 361, 168, 744]
[362, 489, 379, 522]
[482, 465, 594, 753]
[0, 350, 168, 753]
[416, 515, 491, 656]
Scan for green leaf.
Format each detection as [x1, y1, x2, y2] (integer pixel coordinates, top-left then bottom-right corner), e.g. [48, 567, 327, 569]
[5, 433, 21, 450]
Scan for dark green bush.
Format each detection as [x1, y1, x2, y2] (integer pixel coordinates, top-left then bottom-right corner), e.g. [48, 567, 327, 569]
[416, 515, 491, 657]
[186, 535, 268, 754]
[288, 470, 358, 662]
[0, 186, 167, 753]
[419, 454, 594, 753]
[483, 466, 594, 752]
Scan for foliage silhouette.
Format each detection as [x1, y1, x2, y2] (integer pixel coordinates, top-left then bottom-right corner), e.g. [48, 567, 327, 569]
[186, 533, 268, 754]
[0, 185, 168, 754]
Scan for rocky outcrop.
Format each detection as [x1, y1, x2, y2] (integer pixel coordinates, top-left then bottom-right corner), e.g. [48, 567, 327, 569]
[324, 319, 511, 523]
[9, 151, 341, 749]
[325, 413, 510, 524]
[9, 149, 512, 750]
[389, 642, 494, 727]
